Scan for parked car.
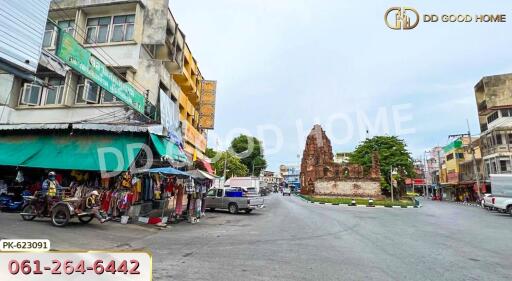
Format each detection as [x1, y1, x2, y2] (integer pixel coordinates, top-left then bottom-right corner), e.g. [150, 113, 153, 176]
[481, 193, 494, 209]
[490, 174, 512, 214]
[205, 188, 265, 214]
[282, 187, 291, 196]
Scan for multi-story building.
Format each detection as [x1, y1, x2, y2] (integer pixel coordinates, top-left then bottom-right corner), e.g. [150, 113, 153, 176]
[333, 152, 351, 164]
[475, 73, 512, 180]
[279, 164, 301, 190]
[458, 136, 486, 199]
[174, 43, 208, 160]
[260, 171, 280, 187]
[0, 0, 213, 171]
[439, 137, 472, 201]
[425, 146, 444, 190]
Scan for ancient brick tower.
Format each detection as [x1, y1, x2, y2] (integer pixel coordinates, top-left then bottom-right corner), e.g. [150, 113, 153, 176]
[300, 125, 335, 195]
[300, 125, 381, 196]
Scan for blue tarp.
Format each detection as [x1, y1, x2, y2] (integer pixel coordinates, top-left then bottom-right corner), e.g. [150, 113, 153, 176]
[143, 167, 193, 178]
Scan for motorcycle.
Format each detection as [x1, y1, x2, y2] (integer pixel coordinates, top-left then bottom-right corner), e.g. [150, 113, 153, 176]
[20, 191, 97, 227]
[0, 190, 31, 212]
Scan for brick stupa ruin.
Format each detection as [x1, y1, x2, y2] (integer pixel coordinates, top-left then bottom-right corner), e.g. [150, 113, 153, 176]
[300, 125, 383, 198]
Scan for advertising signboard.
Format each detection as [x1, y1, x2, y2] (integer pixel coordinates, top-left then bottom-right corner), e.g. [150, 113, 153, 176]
[198, 80, 217, 129]
[56, 30, 145, 114]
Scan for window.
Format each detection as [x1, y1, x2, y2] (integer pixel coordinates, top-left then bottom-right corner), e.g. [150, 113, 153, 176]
[86, 17, 111, 44]
[20, 78, 65, 106]
[42, 22, 56, 48]
[508, 134, 512, 144]
[45, 78, 65, 105]
[101, 89, 119, 103]
[42, 20, 75, 48]
[111, 15, 135, 42]
[20, 84, 42, 105]
[76, 77, 120, 105]
[216, 189, 223, 197]
[76, 77, 98, 104]
[83, 79, 100, 103]
[446, 153, 454, 161]
[496, 133, 503, 145]
[487, 111, 499, 124]
[207, 189, 216, 197]
[500, 160, 509, 172]
[58, 20, 75, 36]
[456, 153, 464, 159]
[501, 109, 512, 117]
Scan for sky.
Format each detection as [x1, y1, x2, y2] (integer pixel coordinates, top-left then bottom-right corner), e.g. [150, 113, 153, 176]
[170, 0, 512, 171]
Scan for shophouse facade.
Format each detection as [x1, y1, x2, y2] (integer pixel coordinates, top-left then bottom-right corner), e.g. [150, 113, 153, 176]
[475, 73, 512, 180]
[0, 0, 213, 168]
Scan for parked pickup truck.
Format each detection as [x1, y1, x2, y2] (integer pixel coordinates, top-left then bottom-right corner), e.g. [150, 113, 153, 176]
[490, 174, 512, 215]
[481, 193, 494, 210]
[205, 188, 265, 214]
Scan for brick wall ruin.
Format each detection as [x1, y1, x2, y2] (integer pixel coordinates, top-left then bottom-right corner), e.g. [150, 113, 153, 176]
[300, 125, 382, 198]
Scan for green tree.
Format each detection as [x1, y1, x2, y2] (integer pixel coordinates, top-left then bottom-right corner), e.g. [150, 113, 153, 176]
[207, 148, 249, 179]
[205, 147, 217, 159]
[350, 136, 415, 197]
[230, 135, 267, 176]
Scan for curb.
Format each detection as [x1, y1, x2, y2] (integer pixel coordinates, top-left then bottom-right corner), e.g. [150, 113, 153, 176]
[455, 202, 481, 208]
[293, 194, 420, 209]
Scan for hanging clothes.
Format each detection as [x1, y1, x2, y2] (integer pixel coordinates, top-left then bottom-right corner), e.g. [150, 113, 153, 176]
[175, 184, 184, 216]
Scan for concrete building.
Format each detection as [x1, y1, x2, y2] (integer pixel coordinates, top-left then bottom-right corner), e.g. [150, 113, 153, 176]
[425, 146, 444, 196]
[475, 73, 512, 180]
[260, 170, 280, 187]
[439, 137, 476, 201]
[333, 152, 351, 164]
[458, 136, 486, 199]
[279, 164, 301, 190]
[0, 0, 213, 167]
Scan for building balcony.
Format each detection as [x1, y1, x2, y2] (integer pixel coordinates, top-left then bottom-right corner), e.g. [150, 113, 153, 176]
[174, 68, 196, 94]
[482, 144, 512, 157]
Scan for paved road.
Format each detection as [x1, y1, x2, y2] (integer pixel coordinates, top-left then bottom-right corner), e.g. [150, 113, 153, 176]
[1, 194, 511, 280]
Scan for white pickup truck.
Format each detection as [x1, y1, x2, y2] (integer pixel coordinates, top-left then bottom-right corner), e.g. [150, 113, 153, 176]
[204, 188, 265, 214]
[490, 174, 512, 214]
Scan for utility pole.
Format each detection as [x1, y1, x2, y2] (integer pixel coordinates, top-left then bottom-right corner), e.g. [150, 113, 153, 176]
[424, 153, 429, 198]
[437, 149, 442, 199]
[390, 165, 394, 202]
[467, 119, 482, 199]
[223, 154, 227, 179]
[252, 162, 255, 177]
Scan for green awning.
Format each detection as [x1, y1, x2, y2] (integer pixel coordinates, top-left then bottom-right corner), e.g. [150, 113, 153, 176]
[150, 133, 188, 163]
[0, 134, 145, 171]
[443, 139, 463, 153]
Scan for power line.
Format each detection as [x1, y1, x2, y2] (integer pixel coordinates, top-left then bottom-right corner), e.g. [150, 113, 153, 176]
[47, 4, 158, 124]
[39, 53, 131, 123]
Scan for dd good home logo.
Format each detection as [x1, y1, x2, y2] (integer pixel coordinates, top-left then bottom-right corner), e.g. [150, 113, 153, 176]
[384, 7, 419, 30]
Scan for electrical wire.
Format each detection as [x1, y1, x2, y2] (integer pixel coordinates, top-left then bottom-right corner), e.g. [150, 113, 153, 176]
[38, 53, 132, 123]
[50, 2, 156, 101]
[46, 3, 157, 124]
